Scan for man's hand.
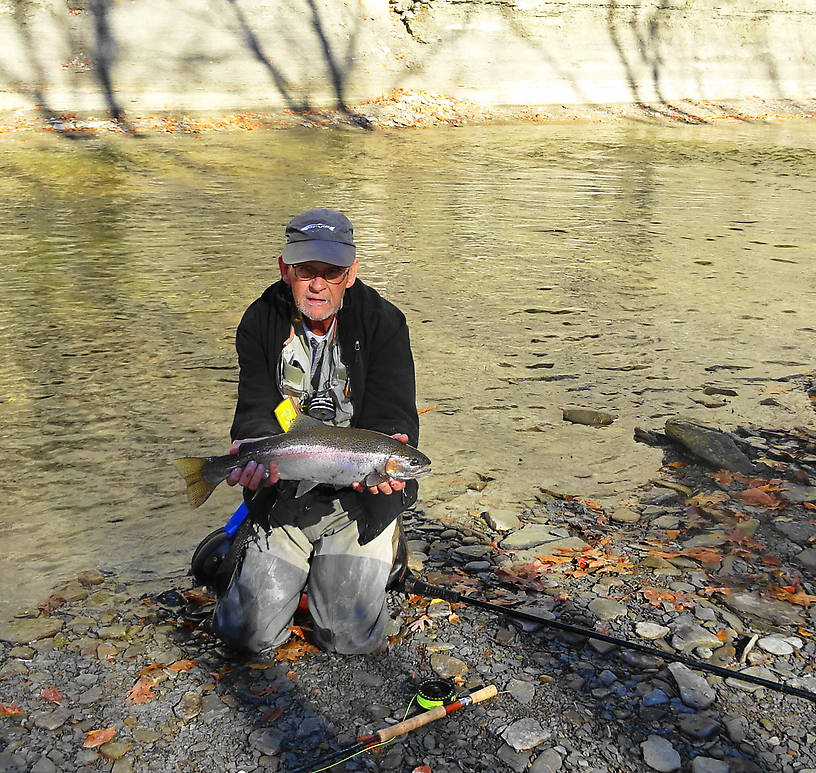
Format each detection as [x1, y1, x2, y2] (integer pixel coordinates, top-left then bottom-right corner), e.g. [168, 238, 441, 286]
[226, 438, 280, 491]
[351, 433, 409, 495]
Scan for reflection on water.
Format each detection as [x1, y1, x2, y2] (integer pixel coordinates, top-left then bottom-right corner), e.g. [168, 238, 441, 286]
[1, 123, 815, 617]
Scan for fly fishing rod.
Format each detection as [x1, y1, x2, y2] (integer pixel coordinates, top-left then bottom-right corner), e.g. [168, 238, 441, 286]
[398, 573, 816, 704]
[285, 684, 498, 773]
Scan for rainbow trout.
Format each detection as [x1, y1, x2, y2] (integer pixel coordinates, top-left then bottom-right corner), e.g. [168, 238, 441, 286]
[175, 414, 431, 508]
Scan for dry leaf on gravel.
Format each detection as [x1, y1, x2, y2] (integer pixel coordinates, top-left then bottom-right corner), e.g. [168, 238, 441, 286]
[39, 687, 62, 704]
[0, 702, 24, 716]
[136, 663, 163, 676]
[767, 583, 816, 607]
[125, 676, 158, 705]
[407, 615, 435, 634]
[682, 546, 723, 564]
[183, 587, 216, 605]
[274, 638, 319, 663]
[167, 659, 198, 672]
[83, 727, 116, 748]
[641, 587, 695, 611]
[712, 469, 735, 486]
[736, 488, 784, 508]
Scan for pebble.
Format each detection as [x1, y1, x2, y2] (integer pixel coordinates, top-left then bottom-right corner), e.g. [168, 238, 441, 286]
[430, 653, 468, 678]
[678, 714, 721, 739]
[757, 634, 798, 656]
[640, 735, 681, 772]
[99, 742, 131, 760]
[668, 663, 716, 709]
[483, 509, 522, 532]
[725, 665, 778, 692]
[500, 525, 569, 550]
[0, 618, 64, 644]
[30, 759, 58, 773]
[588, 598, 627, 620]
[671, 623, 723, 653]
[530, 747, 564, 773]
[635, 622, 670, 640]
[691, 758, 730, 773]
[506, 678, 536, 704]
[501, 718, 551, 752]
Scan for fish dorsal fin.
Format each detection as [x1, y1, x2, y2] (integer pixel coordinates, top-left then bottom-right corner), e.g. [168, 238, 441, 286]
[288, 413, 324, 434]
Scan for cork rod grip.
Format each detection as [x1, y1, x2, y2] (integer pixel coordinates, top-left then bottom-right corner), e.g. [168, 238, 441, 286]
[375, 685, 498, 743]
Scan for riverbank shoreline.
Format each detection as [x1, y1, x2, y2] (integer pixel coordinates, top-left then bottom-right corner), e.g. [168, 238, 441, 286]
[3, 93, 816, 135]
[2, 420, 815, 773]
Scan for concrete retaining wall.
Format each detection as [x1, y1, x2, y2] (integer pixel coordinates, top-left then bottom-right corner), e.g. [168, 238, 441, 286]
[1, 0, 814, 114]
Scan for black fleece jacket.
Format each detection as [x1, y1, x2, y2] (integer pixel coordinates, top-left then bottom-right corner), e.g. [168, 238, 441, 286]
[229, 279, 420, 544]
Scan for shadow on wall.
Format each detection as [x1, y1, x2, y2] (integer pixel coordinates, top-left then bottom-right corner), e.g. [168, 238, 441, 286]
[604, 0, 799, 123]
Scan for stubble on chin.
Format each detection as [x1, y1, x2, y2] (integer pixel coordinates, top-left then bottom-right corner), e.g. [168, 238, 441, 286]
[296, 299, 336, 323]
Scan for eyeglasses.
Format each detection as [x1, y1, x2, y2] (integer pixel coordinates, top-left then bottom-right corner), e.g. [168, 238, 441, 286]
[290, 264, 349, 284]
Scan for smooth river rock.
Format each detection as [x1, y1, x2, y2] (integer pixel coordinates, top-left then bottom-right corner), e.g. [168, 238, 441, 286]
[640, 735, 681, 772]
[500, 525, 569, 550]
[501, 718, 550, 752]
[664, 418, 754, 474]
[0, 618, 64, 644]
[668, 663, 716, 709]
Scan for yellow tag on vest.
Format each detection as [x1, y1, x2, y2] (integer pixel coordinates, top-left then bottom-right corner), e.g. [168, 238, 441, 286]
[275, 396, 300, 432]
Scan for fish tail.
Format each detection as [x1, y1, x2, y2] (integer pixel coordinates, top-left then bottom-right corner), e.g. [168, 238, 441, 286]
[174, 457, 219, 508]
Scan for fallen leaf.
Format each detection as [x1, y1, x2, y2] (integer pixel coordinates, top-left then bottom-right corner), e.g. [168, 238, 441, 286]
[0, 702, 24, 716]
[83, 727, 116, 748]
[712, 469, 735, 486]
[682, 546, 723, 564]
[761, 555, 783, 566]
[274, 638, 319, 663]
[767, 583, 816, 607]
[167, 659, 198, 672]
[666, 529, 681, 540]
[209, 665, 232, 681]
[448, 613, 460, 624]
[701, 586, 733, 596]
[666, 461, 686, 468]
[407, 615, 435, 634]
[804, 502, 816, 511]
[125, 676, 158, 705]
[136, 663, 163, 676]
[715, 629, 729, 642]
[411, 766, 433, 773]
[648, 549, 681, 559]
[797, 628, 813, 637]
[182, 587, 215, 605]
[736, 488, 784, 509]
[40, 687, 62, 704]
[640, 587, 695, 611]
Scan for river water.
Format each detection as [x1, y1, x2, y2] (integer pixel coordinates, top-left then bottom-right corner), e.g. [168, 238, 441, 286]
[1, 121, 815, 618]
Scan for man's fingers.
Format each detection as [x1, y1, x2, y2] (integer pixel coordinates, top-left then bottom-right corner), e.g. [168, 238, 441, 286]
[264, 463, 280, 486]
[391, 433, 409, 444]
[227, 468, 242, 487]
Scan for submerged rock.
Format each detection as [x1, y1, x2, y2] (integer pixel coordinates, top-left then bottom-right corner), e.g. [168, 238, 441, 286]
[664, 418, 754, 474]
[0, 618, 64, 644]
[562, 408, 616, 427]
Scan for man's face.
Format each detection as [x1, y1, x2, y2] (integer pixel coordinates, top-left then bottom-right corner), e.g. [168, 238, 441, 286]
[279, 257, 358, 326]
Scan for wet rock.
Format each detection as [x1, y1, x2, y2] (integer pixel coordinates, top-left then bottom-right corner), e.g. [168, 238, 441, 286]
[671, 623, 722, 653]
[99, 742, 131, 760]
[588, 598, 627, 620]
[0, 617, 63, 644]
[678, 714, 721, 739]
[611, 507, 641, 524]
[500, 525, 569, 550]
[772, 519, 816, 544]
[640, 734, 681, 772]
[722, 592, 804, 625]
[668, 663, 716, 709]
[77, 570, 105, 586]
[501, 718, 550, 752]
[723, 715, 746, 743]
[535, 536, 589, 554]
[78, 685, 104, 704]
[562, 408, 615, 426]
[636, 622, 670, 640]
[484, 509, 522, 532]
[430, 654, 468, 678]
[691, 758, 730, 773]
[664, 418, 754, 474]
[132, 728, 161, 743]
[112, 759, 134, 773]
[530, 747, 564, 773]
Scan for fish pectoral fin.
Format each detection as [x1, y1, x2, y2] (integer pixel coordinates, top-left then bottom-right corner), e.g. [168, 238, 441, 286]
[295, 479, 321, 498]
[363, 471, 388, 487]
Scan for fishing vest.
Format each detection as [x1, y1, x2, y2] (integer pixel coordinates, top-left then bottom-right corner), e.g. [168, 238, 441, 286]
[277, 313, 354, 426]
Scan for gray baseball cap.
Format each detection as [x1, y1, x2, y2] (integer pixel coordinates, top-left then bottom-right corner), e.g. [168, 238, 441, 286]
[281, 208, 356, 267]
